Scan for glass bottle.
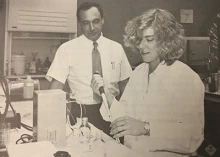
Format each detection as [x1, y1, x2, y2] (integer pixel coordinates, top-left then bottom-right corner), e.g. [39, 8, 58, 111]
[208, 52, 218, 74]
[35, 59, 42, 74]
[29, 61, 36, 74]
[209, 73, 216, 92]
[23, 75, 34, 99]
[79, 117, 91, 144]
[43, 57, 51, 73]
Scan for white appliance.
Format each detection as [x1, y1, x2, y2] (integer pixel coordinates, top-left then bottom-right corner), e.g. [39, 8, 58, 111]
[33, 89, 66, 148]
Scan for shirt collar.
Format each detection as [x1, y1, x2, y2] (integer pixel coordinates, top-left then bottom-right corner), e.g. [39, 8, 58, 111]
[96, 34, 104, 47]
[81, 33, 104, 48]
[151, 60, 167, 75]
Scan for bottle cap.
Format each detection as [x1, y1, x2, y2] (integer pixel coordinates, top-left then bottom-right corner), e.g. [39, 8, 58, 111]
[82, 117, 88, 122]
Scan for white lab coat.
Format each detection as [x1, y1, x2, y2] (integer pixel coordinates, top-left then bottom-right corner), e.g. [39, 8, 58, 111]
[101, 61, 204, 157]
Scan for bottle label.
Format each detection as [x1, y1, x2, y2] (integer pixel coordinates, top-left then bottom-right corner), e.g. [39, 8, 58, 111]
[25, 83, 34, 87]
[23, 86, 34, 99]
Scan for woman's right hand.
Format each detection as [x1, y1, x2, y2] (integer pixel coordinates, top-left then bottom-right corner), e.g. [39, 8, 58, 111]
[110, 116, 146, 138]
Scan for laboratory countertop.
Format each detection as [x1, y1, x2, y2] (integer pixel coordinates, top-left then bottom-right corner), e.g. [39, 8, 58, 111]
[205, 91, 220, 103]
[4, 101, 142, 157]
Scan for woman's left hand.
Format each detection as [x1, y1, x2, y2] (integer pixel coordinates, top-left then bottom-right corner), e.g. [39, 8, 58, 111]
[110, 116, 146, 138]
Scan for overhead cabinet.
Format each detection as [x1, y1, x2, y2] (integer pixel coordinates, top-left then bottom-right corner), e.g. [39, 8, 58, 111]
[7, 0, 77, 33]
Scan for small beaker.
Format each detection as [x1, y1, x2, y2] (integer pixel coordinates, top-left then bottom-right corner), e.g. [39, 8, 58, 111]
[6, 123, 11, 145]
[0, 123, 11, 147]
[47, 128, 56, 145]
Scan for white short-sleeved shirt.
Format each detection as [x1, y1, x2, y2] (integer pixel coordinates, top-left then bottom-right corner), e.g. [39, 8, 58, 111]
[46, 35, 132, 104]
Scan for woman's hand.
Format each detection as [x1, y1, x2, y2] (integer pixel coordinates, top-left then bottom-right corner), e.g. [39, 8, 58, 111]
[110, 116, 146, 138]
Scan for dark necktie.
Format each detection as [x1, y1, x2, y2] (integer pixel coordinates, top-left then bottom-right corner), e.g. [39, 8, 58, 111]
[92, 42, 103, 102]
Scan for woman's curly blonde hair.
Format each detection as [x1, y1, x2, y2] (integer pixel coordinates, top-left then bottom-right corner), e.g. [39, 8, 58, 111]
[124, 9, 185, 65]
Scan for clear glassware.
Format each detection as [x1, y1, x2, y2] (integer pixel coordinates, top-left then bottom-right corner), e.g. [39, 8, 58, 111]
[0, 123, 6, 147]
[6, 123, 11, 145]
[0, 123, 10, 147]
[47, 128, 57, 145]
[92, 130, 106, 157]
[79, 117, 91, 144]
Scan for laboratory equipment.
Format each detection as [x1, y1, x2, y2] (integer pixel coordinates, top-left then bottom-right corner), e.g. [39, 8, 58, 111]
[79, 117, 91, 144]
[11, 54, 26, 75]
[33, 89, 66, 148]
[92, 130, 106, 157]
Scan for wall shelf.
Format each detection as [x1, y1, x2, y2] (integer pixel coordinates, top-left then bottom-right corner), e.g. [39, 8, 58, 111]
[7, 74, 46, 79]
[184, 37, 210, 41]
[4, 31, 76, 77]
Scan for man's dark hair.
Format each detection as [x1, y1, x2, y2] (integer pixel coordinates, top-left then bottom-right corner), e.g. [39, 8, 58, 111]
[76, 2, 104, 21]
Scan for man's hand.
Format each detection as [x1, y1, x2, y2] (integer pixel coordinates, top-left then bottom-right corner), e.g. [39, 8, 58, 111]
[90, 73, 104, 95]
[90, 73, 114, 107]
[110, 116, 146, 138]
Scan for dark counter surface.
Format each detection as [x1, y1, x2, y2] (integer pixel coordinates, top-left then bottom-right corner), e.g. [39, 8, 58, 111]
[205, 91, 220, 103]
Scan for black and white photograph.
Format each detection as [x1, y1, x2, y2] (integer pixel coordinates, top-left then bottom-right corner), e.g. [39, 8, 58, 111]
[0, 0, 220, 157]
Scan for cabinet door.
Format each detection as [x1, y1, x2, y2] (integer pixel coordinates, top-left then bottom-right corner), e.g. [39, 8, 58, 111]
[7, 0, 77, 33]
[0, 0, 6, 72]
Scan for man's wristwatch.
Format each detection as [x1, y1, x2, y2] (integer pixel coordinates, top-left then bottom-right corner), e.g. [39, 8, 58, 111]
[143, 122, 150, 136]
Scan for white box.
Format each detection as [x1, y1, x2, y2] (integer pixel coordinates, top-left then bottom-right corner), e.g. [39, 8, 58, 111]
[7, 141, 57, 157]
[33, 89, 66, 148]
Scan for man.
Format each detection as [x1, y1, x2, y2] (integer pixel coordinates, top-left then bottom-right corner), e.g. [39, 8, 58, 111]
[46, 2, 132, 136]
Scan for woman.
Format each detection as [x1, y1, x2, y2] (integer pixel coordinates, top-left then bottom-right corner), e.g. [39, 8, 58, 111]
[91, 8, 204, 157]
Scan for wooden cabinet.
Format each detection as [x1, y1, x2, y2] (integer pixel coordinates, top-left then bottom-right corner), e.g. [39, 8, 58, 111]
[3, 0, 77, 78]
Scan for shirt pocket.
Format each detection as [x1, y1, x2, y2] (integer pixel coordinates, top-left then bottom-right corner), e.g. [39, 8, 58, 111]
[110, 61, 121, 83]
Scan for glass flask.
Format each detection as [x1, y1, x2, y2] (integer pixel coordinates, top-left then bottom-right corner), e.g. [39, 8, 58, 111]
[92, 130, 106, 157]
